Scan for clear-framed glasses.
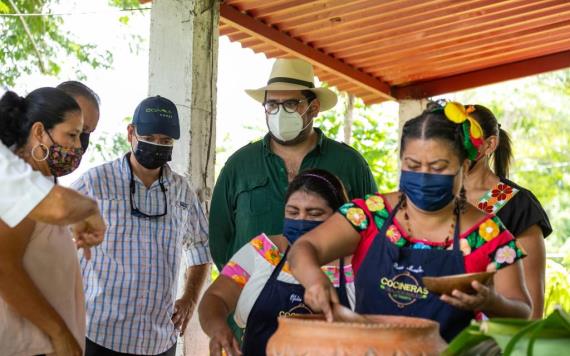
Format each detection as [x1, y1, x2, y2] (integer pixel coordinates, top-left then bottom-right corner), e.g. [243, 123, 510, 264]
[263, 99, 308, 115]
[135, 133, 175, 146]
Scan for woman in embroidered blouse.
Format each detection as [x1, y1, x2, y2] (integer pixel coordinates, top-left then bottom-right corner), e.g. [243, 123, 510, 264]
[289, 102, 531, 342]
[463, 104, 551, 319]
[199, 169, 354, 356]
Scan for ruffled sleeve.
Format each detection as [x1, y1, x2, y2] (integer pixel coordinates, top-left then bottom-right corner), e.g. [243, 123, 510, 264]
[220, 235, 262, 288]
[338, 193, 390, 273]
[496, 181, 552, 238]
[464, 216, 526, 273]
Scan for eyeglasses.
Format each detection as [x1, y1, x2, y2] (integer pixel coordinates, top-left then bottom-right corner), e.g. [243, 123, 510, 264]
[263, 99, 308, 115]
[136, 134, 175, 146]
[126, 153, 168, 218]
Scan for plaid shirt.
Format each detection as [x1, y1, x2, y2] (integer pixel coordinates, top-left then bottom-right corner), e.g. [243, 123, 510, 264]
[72, 155, 210, 354]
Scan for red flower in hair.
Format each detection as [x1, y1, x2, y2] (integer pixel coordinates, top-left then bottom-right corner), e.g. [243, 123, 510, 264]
[478, 201, 494, 214]
[491, 184, 513, 201]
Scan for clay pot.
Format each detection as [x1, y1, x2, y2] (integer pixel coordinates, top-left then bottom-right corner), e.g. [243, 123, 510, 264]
[422, 271, 495, 295]
[266, 314, 447, 355]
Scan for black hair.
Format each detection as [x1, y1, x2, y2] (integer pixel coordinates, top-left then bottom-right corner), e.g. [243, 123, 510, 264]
[0, 88, 81, 148]
[285, 169, 349, 211]
[57, 81, 100, 111]
[400, 101, 468, 163]
[301, 90, 317, 103]
[469, 104, 513, 178]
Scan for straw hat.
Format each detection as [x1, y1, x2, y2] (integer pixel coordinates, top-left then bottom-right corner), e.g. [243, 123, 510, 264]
[245, 58, 338, 112]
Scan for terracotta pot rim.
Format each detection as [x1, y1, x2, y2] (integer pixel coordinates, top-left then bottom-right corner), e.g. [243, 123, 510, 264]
[278, 315, 439, 330]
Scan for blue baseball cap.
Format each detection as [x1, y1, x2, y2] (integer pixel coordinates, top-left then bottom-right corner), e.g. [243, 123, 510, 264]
[132, 96, 180, 139]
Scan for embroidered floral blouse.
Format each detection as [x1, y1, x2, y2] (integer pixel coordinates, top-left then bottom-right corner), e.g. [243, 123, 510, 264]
[339, 193, 526, 275]
[221, 233, 355, 328]
[477, 178, 552, 238]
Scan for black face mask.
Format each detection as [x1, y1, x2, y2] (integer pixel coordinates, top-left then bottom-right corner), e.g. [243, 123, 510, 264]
[133, 140, 173, 170]
[80, 132, 91, 151]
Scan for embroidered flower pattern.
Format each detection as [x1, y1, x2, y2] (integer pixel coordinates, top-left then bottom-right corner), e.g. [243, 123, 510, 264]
[264, 248, 281, 265]
[412, 242, 432, 250]
[345, 207, 367, 229]
[386, 224, 402, 244]
[342, 194, 525, 275]
[491, 183, 513, 201]
[250, 235, 284, 267]
[479, 219, 500, 241]
[477, 182, 519, 215]
[365, 195, 385, 212]
[322, 265, 355, 287]
[495, 245, 516, 264]
[221, 261, 250, 288]
[478, 201, 494, 214]
[250, 237, 264, 251]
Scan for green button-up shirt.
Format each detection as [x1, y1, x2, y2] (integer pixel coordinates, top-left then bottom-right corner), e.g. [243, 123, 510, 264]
[209, 128, 378, 270]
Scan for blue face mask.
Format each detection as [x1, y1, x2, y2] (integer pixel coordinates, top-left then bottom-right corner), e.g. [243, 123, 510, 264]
[399, 170, 457, 212]
[282, 218, 323, 244]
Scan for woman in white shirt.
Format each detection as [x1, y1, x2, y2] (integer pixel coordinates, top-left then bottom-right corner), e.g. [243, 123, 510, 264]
[0, 88, 88, 356]
[199, 169, 354, 356]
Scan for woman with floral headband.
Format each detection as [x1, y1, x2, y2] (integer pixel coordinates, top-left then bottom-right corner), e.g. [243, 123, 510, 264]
[199, 169, 353, 356]
[289, 102, 531, 342]
[462, 104, 551, 319]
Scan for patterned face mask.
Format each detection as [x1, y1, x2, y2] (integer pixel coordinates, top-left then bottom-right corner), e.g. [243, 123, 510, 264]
[45, 131, 84, 177]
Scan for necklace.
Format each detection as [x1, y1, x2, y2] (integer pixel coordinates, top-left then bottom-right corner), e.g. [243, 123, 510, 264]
[401, 196, 457, 245]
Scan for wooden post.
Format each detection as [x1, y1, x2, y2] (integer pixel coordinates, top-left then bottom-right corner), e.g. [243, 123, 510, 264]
[343, 92, 355, 145]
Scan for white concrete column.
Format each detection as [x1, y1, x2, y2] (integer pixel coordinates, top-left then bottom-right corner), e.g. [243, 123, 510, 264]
[397, 99, 428, 173]
[149, 1, 219, 355]
[149, 0, 218, 204]
[398, 99, 429, 138]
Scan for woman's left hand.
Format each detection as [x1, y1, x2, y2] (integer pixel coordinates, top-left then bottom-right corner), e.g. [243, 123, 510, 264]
[440, 281, 496, 311]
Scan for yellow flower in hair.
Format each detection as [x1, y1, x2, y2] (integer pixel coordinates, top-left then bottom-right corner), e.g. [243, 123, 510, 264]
[444, 102, 484, 140]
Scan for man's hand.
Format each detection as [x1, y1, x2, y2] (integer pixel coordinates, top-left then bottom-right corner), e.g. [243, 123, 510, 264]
[172, 296, 196, 335]
[71, 211, 106, 260]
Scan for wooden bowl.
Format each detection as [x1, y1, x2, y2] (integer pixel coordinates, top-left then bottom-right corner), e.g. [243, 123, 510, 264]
[422, 271, 495, 295]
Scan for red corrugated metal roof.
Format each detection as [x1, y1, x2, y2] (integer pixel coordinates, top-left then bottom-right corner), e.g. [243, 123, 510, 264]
[219, 0, 570, 104]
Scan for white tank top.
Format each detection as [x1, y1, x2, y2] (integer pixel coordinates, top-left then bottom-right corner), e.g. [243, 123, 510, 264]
[0, 222, 85, 356]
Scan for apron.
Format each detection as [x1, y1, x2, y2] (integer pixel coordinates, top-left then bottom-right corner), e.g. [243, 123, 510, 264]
[354, 200, 473, 342]
[242, 247, 350, 356]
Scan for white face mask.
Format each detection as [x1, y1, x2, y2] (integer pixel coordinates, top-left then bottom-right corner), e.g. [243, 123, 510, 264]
[267, 105, 312, 142]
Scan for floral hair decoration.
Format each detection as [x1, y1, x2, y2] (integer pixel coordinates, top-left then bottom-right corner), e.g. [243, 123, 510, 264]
[443, 102, 484, 160]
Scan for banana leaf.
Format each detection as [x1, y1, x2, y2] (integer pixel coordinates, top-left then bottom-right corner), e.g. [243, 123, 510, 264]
[444, 309, 570, 356]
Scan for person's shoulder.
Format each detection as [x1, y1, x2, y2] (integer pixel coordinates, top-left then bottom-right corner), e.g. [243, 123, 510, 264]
[500, 178, 541, 204]
[323, 137, 369, 163]
[74, 157, 125, 193]
[222, 139, 265, 169]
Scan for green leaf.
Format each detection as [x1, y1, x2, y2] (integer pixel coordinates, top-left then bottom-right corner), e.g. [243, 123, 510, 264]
[0, 1, 10, 13]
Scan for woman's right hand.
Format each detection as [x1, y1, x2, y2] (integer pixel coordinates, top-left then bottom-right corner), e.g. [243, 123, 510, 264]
[304, 282, 339, 322]
[50, 327, 82, 356]
[209, 323, 242, 356]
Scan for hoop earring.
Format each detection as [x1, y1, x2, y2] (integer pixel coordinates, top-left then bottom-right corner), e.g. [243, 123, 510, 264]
[31, 143, 49, 161]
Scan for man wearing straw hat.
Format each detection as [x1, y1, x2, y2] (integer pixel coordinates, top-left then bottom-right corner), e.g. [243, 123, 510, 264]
[209, 58, 377, 271]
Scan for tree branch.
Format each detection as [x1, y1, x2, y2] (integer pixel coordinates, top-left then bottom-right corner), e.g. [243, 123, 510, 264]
[7, 0, 46, 74]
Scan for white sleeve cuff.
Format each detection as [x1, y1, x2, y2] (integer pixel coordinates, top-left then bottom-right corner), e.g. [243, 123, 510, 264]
[1, 175, 54, 227]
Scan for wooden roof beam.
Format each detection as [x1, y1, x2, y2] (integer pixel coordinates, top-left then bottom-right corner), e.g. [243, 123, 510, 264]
[392, 50, 570, 99]
[220, 3, 393, 101]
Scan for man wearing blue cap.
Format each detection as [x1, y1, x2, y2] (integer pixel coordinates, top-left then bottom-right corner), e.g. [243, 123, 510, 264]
[72, 96, 211, 356]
